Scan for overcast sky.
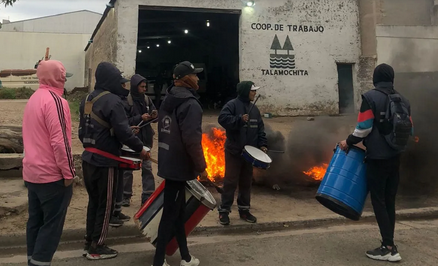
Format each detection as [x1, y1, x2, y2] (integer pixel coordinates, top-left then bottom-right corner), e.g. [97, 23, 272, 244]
[0, 0, 108, 22]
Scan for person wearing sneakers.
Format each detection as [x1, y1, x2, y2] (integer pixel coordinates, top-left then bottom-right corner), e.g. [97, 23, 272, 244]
[339, 64, 412, 262]
[122, 74, 158, 207]
[23, 60, 75, 266]
[153, 61, 208, 266]
[218, 81, 268, 225]
[79, 62, 150, 260]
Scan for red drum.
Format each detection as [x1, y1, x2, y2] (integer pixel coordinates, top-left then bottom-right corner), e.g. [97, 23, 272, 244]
[118, 156, 141, 170]
[134, 180, 217, 256]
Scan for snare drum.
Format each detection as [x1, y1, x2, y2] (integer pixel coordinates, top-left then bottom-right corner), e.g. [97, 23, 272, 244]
[134, 179, 217, 256]
[242, 145, 272, 169]
[118, 156, 142, 170]
[121, 145, 150, 159]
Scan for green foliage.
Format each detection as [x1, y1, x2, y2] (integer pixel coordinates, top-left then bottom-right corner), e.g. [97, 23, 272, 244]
[0, 87, 34, 99]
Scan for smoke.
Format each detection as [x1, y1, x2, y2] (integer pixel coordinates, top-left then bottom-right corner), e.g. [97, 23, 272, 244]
[253, 119, 354, 190]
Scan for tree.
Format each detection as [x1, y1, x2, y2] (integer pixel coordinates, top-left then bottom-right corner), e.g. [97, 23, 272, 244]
[270, 34, 282, 55]
[1, 0, 18, 7]
[283, 36, 294, 55]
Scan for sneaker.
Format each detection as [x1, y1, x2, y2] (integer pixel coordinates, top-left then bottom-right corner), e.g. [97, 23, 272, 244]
[239, 210, 257, 223]
[118, 212, 131, 222]
[180, 255, 200, 266]
[109, 216, 124, 227]
[82, 241, 91, 257]
[86, 245, 118, 260]
[219, 212, 230, 225]
[366, 244, 401, 262]
[122, 198, 131, 207]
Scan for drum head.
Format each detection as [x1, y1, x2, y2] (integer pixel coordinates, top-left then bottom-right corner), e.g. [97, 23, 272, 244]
[143, 146, 151, 152]
[186, 180, 217, 209]
[244, 145, 272, 163]
[121, 145, 135, 153]
[120, 156, 141, 163]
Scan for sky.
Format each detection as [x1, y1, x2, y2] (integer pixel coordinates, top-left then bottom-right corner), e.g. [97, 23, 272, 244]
[0, 0, 108, 22]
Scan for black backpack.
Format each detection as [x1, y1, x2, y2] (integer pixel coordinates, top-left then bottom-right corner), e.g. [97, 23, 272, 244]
[376, 89, 412, 151]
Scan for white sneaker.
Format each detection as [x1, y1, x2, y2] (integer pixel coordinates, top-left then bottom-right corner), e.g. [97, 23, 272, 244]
[180, 255, 200, 266]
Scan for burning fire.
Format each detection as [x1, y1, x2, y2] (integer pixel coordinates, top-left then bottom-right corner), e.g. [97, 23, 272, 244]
[201, 128, 226, 182]
[414, 136, 420, 143]
[303, 163, 328, 181]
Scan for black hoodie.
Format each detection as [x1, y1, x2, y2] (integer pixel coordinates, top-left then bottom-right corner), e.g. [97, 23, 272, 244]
[79, 62, 144, 167]
[157, 85, 207, 181]
[124, 74, 156, 148]
[218, 83, 267, 155]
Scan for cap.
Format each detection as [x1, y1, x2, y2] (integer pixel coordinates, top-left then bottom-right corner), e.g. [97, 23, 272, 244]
[173, 61, 203, 79]
[120, 77, 130, 83]
[66, 72, 73, 78]
[250, 84, 260, 91]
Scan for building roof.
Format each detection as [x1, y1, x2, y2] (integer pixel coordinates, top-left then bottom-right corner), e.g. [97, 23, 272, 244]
[4, 10, 102, 24]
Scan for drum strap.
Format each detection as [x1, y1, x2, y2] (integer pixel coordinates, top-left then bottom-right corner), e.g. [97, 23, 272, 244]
[84, 91, 114, 136]
[85, 147, 135, 165]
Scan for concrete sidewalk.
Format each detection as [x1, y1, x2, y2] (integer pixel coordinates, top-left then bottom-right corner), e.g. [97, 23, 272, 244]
[1, 183, 438, 249]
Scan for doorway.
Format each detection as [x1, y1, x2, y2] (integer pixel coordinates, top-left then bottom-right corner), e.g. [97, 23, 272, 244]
[337, 63, 355, 114]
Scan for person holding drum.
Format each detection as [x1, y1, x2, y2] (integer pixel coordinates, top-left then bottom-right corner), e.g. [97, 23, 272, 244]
[79, 62, 150, 260]
[121, 74, 158, 207]
[340, 64, 412, 262]
[153, 61, 208, 266]
[218, 81, 268, 225]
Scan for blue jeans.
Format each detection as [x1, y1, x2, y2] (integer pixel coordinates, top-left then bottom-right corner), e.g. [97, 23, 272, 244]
[26, 180, 72, 266]
[123, 159, 155, 204]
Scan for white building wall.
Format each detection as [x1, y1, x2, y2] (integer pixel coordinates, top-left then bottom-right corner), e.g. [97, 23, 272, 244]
[115, 0, 360, 115]
[0, 11, 101, 34]
[377, 26, 438, 73]
[0, 32, 91, 90]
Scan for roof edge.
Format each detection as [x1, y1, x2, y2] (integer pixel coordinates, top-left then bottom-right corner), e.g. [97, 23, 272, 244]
[85, 0, 117, 51]
[4, 10, 102, 24]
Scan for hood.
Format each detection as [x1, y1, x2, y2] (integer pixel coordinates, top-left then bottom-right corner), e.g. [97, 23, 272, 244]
[160, 85, 199, 113]
[236, 81, 254, 102]
[130, 74, 147, 98]
[37, 60, 66, 93]
[373, 63, 394, 86]
[95, 62, 129, 96]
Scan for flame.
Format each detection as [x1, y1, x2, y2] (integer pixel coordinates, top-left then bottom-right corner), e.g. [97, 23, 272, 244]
[201, 128, 226, 182]
[303, 163, 328, 181]
[414, 136, 420, 143]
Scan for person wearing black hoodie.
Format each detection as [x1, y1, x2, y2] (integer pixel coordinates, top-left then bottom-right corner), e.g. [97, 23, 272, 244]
[153, 61, 208, 266]
[78, 62, 150, 260]
[339, 64, 412, 262]
[122, 74, 157, 206]
[217, 81, 268, 226]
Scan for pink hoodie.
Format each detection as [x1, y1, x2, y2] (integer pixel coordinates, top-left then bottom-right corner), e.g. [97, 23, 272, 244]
[22, 60, 75, 183]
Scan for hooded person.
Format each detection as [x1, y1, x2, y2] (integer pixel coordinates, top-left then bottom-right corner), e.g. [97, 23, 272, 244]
[118, 74, 157, 210]
[23, 60, 75, 266]
[152, 61, 208, 266]
[78, 62, 150, 260]
[217, 81, 268, 226]
[339, 63, 413, 262]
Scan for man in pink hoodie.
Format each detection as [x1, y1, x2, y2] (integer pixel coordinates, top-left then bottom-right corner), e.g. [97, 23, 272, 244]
[22, 60, 75, 266]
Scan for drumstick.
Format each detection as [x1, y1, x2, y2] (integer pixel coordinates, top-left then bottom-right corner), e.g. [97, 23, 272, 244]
[147, 157, 223, 193]
[246, 95, 261, 125]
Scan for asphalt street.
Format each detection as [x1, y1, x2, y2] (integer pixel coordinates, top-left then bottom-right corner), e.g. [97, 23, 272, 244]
[1, 219, 438, 266]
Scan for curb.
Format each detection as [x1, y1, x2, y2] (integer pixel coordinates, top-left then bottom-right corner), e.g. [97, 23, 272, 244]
[1, 207, 438, 249]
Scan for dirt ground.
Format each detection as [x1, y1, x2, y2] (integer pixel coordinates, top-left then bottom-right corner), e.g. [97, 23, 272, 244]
[2, 100, 435, 236]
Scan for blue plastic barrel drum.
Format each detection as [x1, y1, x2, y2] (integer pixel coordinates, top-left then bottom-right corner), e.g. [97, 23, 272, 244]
[315, 145, 368, 221]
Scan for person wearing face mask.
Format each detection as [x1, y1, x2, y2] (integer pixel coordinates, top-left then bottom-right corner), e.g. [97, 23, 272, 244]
[78, 62, 150, 260]
[217, 81, 268, 226]
[152, 61, 208, 266]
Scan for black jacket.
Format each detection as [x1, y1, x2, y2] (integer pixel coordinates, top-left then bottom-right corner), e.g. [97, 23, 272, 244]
[157, 85, 207, 181]
[218, 97, 268, 155]
[79, 62, 143, 167]
[125, 74, 156, 148]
